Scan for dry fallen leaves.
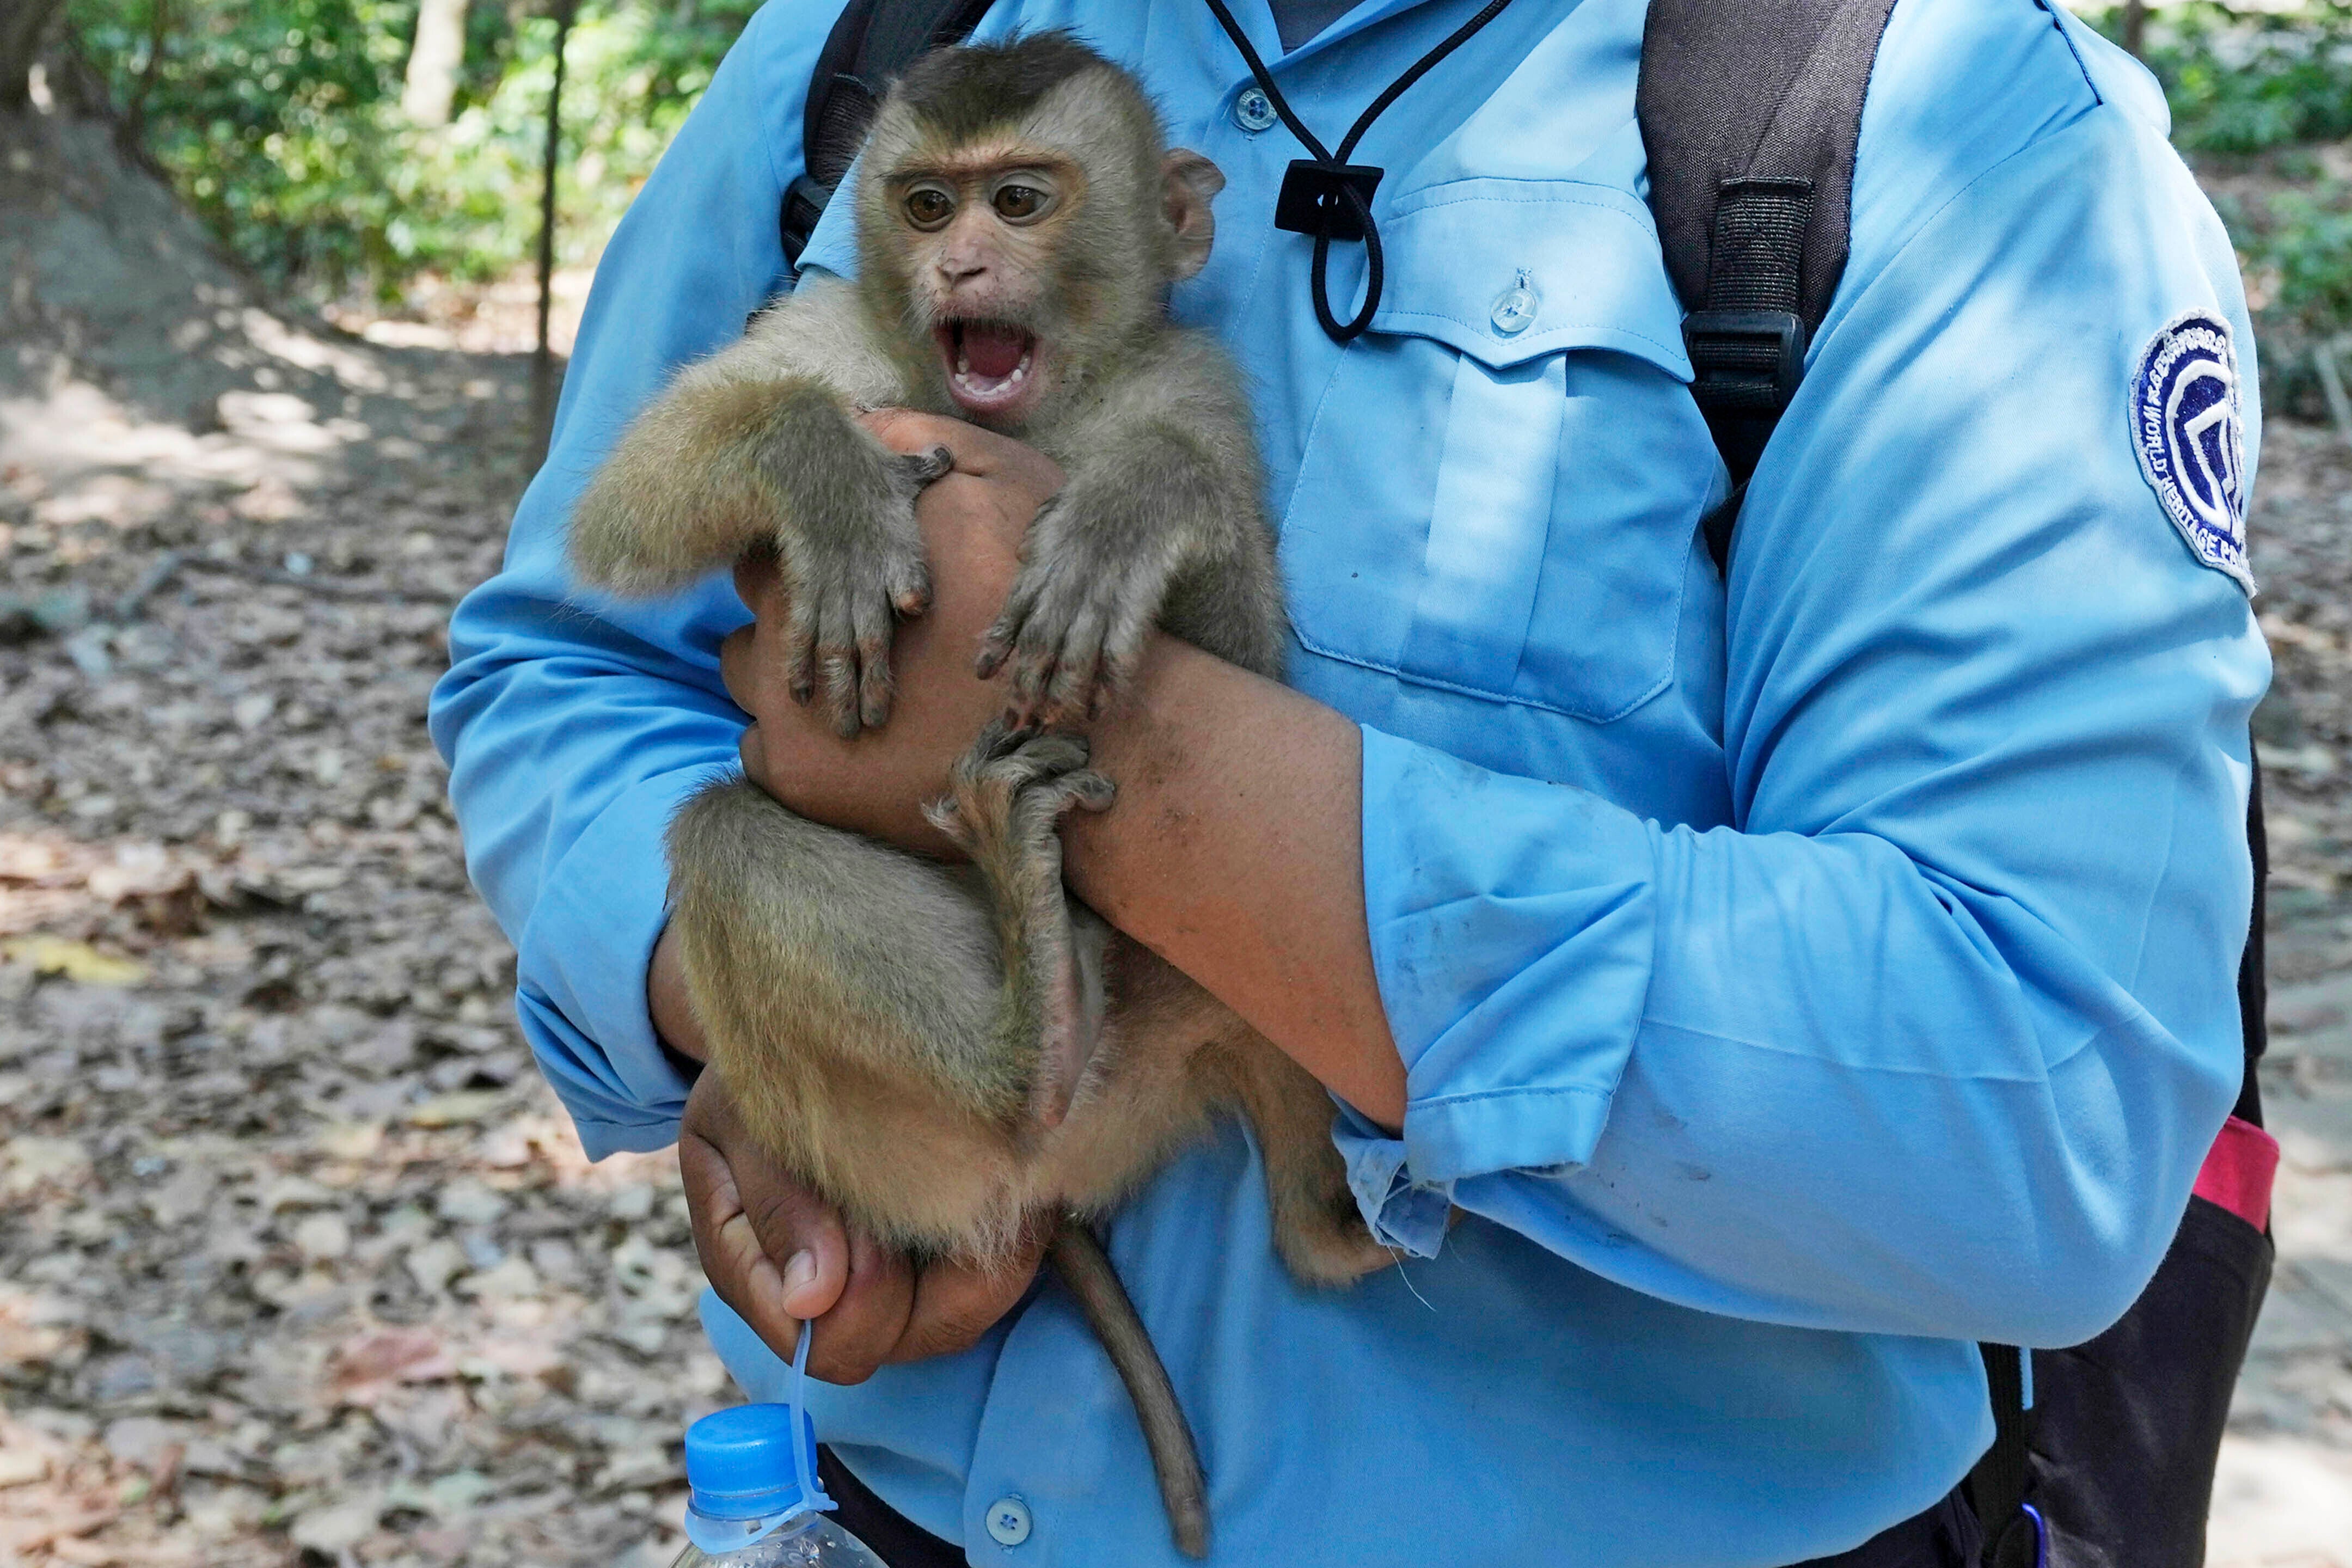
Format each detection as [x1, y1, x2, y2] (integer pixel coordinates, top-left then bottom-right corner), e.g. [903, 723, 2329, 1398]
[3, 122, 724, 1568]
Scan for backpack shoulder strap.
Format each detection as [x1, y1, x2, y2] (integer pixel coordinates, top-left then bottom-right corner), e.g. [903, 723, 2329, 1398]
[1635, 0, 1899, 573]
[781, 0, 999, 268]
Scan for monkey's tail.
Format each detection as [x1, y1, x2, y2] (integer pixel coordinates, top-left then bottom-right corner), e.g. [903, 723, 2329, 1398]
[1048, 1218, 1210, 1560]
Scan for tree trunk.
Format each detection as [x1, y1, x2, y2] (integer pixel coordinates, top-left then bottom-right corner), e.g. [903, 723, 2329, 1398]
[2122, 0, 2147, 58]
[1, 0, 71, 112]
[529, 0, 576, 464]
[117, 0, 169, 157]
[401, 0, 470, 127]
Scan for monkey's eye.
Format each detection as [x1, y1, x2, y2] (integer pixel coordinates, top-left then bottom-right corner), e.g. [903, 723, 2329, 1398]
[903, 187, 955, 229]
[991, 183, 1052, 222]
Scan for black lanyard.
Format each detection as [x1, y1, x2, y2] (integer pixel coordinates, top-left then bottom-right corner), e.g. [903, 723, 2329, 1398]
[1204, 0, 1516, 343]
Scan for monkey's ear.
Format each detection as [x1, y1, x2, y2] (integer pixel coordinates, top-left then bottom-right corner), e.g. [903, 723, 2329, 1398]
[1161, 149, 1224, 281]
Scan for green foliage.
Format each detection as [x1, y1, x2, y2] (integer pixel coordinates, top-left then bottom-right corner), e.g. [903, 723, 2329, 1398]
[65, 0, 756, 300]
[2078, 3, 2352, 376]
[2222, 182, 2352, 342]
[2093, 1, 2352, 154]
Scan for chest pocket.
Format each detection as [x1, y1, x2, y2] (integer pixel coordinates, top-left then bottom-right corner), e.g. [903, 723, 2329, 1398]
[1277, 179, 1717, 724]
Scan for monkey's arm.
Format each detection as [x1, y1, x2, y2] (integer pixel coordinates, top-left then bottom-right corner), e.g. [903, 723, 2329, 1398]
[569, 278, 947, 734]
[982, 335, 1281, 726]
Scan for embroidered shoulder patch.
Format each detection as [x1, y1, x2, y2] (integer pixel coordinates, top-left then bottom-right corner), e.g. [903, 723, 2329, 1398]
[2131, 310, 2251, 593]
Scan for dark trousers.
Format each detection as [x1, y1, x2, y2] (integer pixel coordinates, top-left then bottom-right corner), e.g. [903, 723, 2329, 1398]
[817, 1447, 1983, 1567]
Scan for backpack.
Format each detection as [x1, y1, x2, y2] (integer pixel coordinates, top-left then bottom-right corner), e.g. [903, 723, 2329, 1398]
[779, 5, 2279, 1564]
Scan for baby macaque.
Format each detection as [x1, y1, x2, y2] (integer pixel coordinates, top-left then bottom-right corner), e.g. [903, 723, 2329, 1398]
[571, 32, 1388, 1558]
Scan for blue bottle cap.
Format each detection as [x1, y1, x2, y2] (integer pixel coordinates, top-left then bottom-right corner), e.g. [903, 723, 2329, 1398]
[685, 1404, 822, 1522]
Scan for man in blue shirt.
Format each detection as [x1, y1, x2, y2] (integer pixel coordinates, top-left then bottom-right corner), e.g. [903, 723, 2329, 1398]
[429, 1, 2268, 1562]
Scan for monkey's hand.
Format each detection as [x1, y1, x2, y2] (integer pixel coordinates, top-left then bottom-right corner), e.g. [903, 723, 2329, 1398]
[779, 440, 954, 737]
[976, 480, 1180, 730]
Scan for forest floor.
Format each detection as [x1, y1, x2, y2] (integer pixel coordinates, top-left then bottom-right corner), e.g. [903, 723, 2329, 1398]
[1, 105, 2350, 1568]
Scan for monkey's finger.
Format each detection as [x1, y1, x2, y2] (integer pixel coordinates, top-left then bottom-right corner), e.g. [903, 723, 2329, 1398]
[887, 552, 933, 618]
[813, 587, 863, 737]
[781, 596, 822, 708]
[1007, 619, 1071, 727]
[1039, 608, 1109, 727]
[976, 582, 1043, 679]
[859, 409, 1063, 492]
[894, 443, 955, 487]
[852, 590, 896, 732]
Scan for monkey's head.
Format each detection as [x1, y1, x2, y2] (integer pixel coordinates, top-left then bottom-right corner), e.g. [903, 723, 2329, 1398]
[855, 33, 1223, 430]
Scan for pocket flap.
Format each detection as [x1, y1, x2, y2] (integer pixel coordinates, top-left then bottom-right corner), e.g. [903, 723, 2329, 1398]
[1367, 179, 1693, 378]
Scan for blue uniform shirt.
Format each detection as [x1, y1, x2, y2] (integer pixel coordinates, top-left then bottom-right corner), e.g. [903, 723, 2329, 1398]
[430, 1, 2269, 1561]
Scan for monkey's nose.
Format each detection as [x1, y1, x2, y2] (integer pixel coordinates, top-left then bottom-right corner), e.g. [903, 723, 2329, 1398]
[937, 254, 988, 285]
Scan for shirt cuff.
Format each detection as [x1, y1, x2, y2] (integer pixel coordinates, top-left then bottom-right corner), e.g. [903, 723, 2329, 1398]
[513, 767, 714, 1158]
[1346, 726, 1661, 1245]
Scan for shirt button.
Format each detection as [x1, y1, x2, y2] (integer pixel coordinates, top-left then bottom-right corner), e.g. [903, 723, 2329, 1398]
[985, 1496, 1033, 1547]
[1234, 86, 1279, 133]
[1490, 278, 1538, 336]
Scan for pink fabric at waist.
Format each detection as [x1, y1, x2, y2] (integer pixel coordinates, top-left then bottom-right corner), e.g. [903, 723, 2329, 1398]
[2192, 1114, 2279, 1232]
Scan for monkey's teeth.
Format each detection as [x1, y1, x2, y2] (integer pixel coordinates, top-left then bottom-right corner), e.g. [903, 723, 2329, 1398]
[957, 353, 971, 375]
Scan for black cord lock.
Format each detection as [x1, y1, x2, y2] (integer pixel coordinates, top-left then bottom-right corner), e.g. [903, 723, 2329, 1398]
[1682, 308, 1809, 415]
[1273, 161, 1386, 242]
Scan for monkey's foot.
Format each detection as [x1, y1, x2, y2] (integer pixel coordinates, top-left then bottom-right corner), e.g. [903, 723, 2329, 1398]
[927, 722, 1116, 1131]
[926, 721, 1117, 868]
[1273, 1196, 1396, 1288]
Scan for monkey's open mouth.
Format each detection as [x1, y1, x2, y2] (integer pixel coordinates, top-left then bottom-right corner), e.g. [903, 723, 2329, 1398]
[936, 320, 1040, 420]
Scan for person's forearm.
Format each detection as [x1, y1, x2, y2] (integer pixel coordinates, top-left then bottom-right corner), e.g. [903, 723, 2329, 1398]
[1063, 636, 1406, 1129]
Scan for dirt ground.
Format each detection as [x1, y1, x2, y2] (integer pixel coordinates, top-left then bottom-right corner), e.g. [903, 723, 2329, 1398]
[2, 106, 2350, 1568]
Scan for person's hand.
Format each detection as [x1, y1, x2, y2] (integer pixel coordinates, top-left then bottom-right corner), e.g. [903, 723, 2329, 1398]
[721, 411, 1065, 856]
[678, 1054, 1050, 1382]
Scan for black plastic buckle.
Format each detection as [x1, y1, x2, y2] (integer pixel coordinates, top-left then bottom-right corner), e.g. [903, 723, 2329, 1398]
[1273, 160, 1385, 242]
[1681, 308, 1809, 410]
[781, 173, 834, 270]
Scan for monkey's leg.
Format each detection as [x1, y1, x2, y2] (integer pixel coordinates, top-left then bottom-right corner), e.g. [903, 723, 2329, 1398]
[667, 776, 1048, 1229]
[571, 375, 949, 735]
[923, 721, 1117, 1131]
[1212, 1036, 1396, 1288]
[1049, 1219, 1210, 1559]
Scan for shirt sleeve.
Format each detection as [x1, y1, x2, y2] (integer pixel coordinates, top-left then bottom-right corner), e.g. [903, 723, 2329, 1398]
[1340, 72, 2271, 1346]
[427, 0, 842, 1159]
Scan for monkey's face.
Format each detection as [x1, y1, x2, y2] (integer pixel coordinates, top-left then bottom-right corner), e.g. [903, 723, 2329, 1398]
[859, 58, 1227, 432]
[885, 146, 1085, 426]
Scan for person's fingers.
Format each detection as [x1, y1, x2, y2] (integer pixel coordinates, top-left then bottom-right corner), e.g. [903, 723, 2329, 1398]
[720, 623, 759, 714]
[730, 1152, 850, 1325]
[733, 553, 783, 615]
[887, 1221, 1050, 1365]
[803, 1228, 917, 1385]
[737, 723, 769, 792]
[681, 1092, 810, 1363]
[682, 1135, 794, 1335]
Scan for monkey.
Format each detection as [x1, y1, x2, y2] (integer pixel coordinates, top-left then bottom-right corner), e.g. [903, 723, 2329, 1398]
[569, 33, 1392, 1559]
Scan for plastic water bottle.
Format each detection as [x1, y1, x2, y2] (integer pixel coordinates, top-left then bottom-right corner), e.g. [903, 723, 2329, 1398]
[670, 1330, 889, 1567]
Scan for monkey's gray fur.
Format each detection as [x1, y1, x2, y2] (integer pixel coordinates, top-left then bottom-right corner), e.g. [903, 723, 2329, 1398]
[570, 34, 1391, 1559]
